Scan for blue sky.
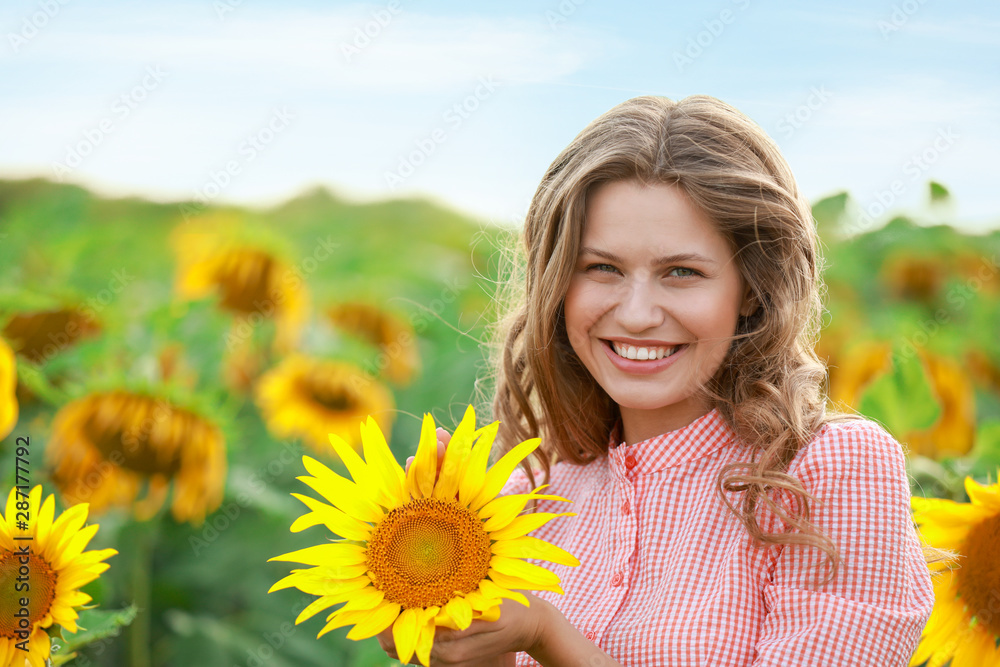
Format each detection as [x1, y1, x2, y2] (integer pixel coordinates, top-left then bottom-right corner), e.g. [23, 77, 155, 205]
[2, 0, 998, 231]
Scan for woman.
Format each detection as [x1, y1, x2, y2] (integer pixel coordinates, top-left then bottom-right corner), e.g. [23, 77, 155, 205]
[380, 94, 934, 666]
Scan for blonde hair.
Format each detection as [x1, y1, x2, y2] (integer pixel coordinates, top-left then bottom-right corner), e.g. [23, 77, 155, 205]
[483, 94, 860, 580]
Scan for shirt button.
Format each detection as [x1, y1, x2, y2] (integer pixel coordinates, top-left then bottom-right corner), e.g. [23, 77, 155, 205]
[611, 572, 623, 587]
[622, 500, 631, 515]
[585, 630, 596, 641]
[624, 455, 637, 470]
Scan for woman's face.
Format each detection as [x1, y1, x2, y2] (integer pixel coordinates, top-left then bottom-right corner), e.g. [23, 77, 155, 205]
[563, 179, 752, 441]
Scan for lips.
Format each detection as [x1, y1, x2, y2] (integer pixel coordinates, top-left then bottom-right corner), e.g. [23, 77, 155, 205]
[599, 339, 688, 375]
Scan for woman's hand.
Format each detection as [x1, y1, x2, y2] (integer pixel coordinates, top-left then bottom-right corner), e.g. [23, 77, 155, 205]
[405, 426, 451, 478]
[375, 592, 551, 666]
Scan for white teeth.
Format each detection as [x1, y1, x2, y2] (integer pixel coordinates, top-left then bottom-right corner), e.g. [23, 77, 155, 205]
[611, 342, 680, 361]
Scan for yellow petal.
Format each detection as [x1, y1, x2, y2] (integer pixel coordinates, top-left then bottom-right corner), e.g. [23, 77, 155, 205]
[443, 596, 473, 631]
[457, 421, 499, 507]
[289, 493, 372, 541]
[433, 406, 477, 502]
[392, 607, 421, 664]
[268, 543, 367, 567]
[295, 595, 348, 625]
[487, 568, 563, 595]
[345, 601, 401, 640]
[478, 579, 529, 607]
[490, 536, 580, 567]
[298, 456, 384, 523]
[480, 493, 572, 532]
[490, 556, 561, 586]
[361, 417, 408, 507]
[470, 438, 542, 511]
[415, 608, 439, 667]
[407, 413, 439, 499]
[488, 512, 575, 542]
[327, 433, 375, 490]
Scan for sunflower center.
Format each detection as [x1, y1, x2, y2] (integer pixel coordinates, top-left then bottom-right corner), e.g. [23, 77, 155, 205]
[82, 394, 185, 476]
[217, 250, 276, 315]
[301, 376, 355, 412]
[0, 548, 58, 638]
[956, 512, 1000, 637]
[366, 498, 492, 609]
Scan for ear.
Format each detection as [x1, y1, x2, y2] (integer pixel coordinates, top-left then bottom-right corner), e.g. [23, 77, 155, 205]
[739, 284, 758, 317]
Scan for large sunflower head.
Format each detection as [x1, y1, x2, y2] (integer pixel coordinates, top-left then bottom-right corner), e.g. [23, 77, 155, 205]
[0, 486, 117, 667]
[327, 302, 420, 386]
[267, 405, 578, 667]
[911, 475, 1000, 666]
[46, 390, 226, 525]
[1, 308, 100, 366]
[255, 355, 395, 456]
[0, 338, 17, 441]
[173, 230, 308, 354]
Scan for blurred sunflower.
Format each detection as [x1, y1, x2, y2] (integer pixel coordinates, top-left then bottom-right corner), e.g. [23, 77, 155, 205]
[327, 302, 420, 385]
[0, 485, 117, 667]
[910, 475, 1000, 666]
[268, 406, 577, 667]
[907, 351, 976, 459]
[173, 230, 308, 354]
[2, 308, 100, 365]
[255, 355, 394, 455]
[966, 348, 1000, 395]
[828, 340, 892, 408]
[46, 391, 226, 525]
[0, 338, 17, 440]
[881, 254, 947, 304]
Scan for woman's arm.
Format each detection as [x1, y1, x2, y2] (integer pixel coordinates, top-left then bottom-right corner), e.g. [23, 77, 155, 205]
[527, 596, 623, 667]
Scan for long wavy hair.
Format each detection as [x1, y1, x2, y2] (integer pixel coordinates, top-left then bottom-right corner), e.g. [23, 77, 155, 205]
[483, 94, 859, 579]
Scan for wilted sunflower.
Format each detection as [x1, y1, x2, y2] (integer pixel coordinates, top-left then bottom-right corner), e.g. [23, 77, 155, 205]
[2, 308, 100, 366]
[827, 340, 893, 408]
[906, 351, 975, 459]
[255, 355, 394, 455]
[268, 406, 577, 667]
[910, 475, 1000, 666]
[0, 485, 117, 667]
[173, 231, 308, 354]
[46, 391, 226, 525]
[0, 338, 16, 440]
[327, 302, 420, 385]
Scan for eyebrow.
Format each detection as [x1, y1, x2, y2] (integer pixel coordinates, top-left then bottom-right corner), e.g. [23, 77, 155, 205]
[578, 246, 718, 267]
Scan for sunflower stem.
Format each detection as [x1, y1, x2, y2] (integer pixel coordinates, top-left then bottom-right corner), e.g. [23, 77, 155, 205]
[127, 520, 155, 667]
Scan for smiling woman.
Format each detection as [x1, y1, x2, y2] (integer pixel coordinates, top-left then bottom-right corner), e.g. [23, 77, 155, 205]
[383, 94, 935, 666]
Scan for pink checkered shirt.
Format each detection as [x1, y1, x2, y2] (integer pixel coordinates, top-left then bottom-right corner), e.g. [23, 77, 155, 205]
[504, 408, 934, 666]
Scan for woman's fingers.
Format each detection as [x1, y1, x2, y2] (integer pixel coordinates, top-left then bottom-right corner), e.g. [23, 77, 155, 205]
[404, 427, 452, 476]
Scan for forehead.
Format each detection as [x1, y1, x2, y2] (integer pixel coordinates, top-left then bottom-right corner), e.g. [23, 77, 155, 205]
[581, 180, 732, 257]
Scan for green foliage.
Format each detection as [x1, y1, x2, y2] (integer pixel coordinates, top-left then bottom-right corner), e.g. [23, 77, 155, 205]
[857, 348, 941, 436]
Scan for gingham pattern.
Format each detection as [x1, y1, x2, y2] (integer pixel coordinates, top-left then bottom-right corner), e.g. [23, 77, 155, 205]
[503, 409, 934, 666]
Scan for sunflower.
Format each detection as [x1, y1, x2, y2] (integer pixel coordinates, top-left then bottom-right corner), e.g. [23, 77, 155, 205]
[2, 308, 100, 366]
[881, 254, 946, 304]
[0, 338, 16, 440]
[46, 390, 226, 525]
[268, 406, 577, 667]
[0, 486, 117, 667]
[827, 340, 893, 408]
[906, 350, 976, 459]
[173, 230, 308, 354]
[910, 475, 1000, 666]
[255, 355, 394, 456]
[327, 302, 420, 385]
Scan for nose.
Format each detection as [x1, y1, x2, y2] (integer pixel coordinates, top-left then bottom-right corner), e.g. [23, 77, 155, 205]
[615, 280, 664, 333]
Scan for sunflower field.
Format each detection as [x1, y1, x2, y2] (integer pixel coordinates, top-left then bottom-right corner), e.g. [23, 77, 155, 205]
[1, 177, 998, 666]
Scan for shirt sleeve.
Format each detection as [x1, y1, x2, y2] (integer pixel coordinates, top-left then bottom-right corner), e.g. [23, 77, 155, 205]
[751, 420, 934, 666]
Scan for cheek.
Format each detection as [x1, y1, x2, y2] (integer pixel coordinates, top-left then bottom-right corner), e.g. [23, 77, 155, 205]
[563, 281, 605, 348]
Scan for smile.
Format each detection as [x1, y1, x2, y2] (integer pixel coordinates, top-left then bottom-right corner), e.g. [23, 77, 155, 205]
[609, 341, 684, 361]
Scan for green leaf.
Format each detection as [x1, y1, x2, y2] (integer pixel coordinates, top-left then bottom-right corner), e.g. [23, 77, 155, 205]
[857, 347, 941, 437]
[55, 606, 138, 657]
[967, 420, 1000, 479]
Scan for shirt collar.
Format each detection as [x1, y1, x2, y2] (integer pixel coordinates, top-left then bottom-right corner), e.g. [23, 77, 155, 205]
[607, 408, 735, 476]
